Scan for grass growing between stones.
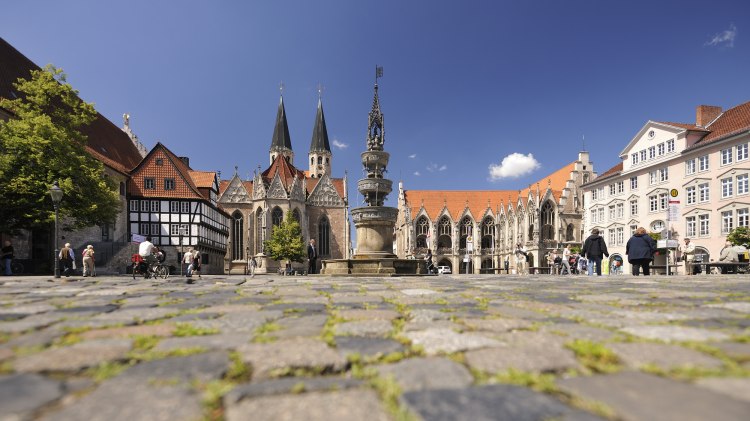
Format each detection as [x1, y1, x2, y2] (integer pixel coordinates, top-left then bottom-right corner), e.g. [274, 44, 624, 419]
[173, 323, 220, 337]
[252, 322, 281, 343]
[86, 360, 132, 382]
[565, 339, 621, 374]
[321, 310, 348, 346]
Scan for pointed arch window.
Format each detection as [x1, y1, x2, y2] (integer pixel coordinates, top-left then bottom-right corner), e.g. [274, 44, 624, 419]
[292, 208, 301, 223]
[416, 216, 429, 249]
[318, 216, 331, 256]
[481, 217, 495, 250]
[272, 207, 283, 227]
[459, 216, 473, 250]
[566, 223, 574, 242]
[437, 216, 452, 251]
[232, 211, 244, 260]
[541, 201, 555, 241]
[317, 156, 323, 165]
[256, 207, 265, 254]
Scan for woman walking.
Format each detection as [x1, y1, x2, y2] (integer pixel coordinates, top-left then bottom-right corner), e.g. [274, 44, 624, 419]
[82, 245, 95, 277]
[626, 227, 656, 276]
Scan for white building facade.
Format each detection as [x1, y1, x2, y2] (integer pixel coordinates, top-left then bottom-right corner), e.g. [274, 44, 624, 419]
[583, 102, 750, 274]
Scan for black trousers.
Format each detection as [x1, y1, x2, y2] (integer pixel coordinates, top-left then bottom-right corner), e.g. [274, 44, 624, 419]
[308, 258, 317, 274]
[630, 258, 651, 276]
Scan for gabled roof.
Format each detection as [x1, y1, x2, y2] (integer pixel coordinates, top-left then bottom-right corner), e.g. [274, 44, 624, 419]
[262, 154, 306, 192]
[0, 37, 143, 172]
[270, 96, 292, 152]
[189, 171, 216, 189]
[309, 98, 331, 153]
[693, 101, 750, 146]
[129, 142, 204, 199]
[584, 162, 623, 187]
[308, 176, 346, 198]
[404, 161, 575, 220]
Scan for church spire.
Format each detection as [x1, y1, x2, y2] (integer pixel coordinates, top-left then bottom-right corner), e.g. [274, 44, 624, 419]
[309, 96, 332, 178]
[366, 67, 385, 151]
[269, 93, 293, 165]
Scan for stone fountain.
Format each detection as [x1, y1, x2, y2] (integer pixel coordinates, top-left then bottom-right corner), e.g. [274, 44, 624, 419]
[321, 74, 425, 275]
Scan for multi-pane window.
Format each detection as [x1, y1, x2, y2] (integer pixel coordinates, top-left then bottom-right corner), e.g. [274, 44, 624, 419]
[722, 211, 734, 234]
[699, 214, 710, 236]
[170, 201, 179, 213]
[686, 186, 696, 205]
[609, 229, 616, 245]
[667, 139, 675, 153]
[632, 154, 638, 165]
[651, 220, 664, 232]
[129, 200, 138, 211]
[721, 178, 733, 198]
[698, 155, 709, 171]
[721, 147, 733, 165]
[659, 193, 668, 210]
[164, 178, 175, 190]
[271, 207, 283, 226]
[616, 203, 624, 219]
[738, 208, 749, 227]
[649, 171, 657, 185]
[686, 216, 696, 237]
[140, 223, 150, 235]
[609, 184, 616, 196]
[181, 202, 190, 213]
[598, 208, 604, 222]
[649, 195, 658, 212]
[609, 205, 616, 220]
[590, 209, 597, 224]
[140, 200, 149, 212]
[657, 143, 665, 156]
[630, 225, 638, 235]
[150, 223, 159, 236]
[630, 200, 638, 216]
[144, 177, 155, 190]
[616, 227, 624, 245]
[592, 189, 598, 201]
[699, 183, 710, 202]
[648, 146, 655, 159]
[738, 174, 749, 195]
[640, 150, 647, 161]
[150, 201, 159, 212]
[170, 224, 180, 235]
[630, 176, 638, 190]
[659, 168, 669, 182]
[738, 143, 749, 161]
[616, 181, 624, 194]
[685, 159, 696, 175]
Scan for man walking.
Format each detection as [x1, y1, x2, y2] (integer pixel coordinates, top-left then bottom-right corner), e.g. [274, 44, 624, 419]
[307, 239, 318, 274]
[183, 247, 194, 277]
[679, 238, 696, 275]
[582, 228, 609, 276]
[514, 243, 528, 275]
[2, 240, 13, 276]
[561, 245, 572, 275]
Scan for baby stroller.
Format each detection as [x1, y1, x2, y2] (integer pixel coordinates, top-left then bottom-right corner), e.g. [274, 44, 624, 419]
[577, 256, 588, 274]
[569, 256, 579, 274]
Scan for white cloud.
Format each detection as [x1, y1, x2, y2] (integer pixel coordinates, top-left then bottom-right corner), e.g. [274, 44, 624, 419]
[409, 154, 417, 159]
[414, 171, 421, 176]
[488, 153, 541, 180]
[705, 24, 737, 48]
[438, 165, 447, 171]
[426, 163, 446, 172]
[332, 139, 348, 149]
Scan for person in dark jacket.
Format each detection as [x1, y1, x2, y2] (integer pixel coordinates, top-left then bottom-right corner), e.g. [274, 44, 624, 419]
[582, 228, 609, 276]
[626, 227, 657, 276]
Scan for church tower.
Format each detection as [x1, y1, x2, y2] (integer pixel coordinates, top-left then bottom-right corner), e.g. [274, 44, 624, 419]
[308, 98, 332, 178]
[269, 95, 294, 165]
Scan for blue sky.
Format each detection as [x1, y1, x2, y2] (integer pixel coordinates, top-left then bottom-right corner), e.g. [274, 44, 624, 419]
[4, 0, 749, 207]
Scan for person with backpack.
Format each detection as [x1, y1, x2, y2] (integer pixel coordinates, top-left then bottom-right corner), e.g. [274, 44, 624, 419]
[582, 228, 609, 276]
[626, 227, 656, 276]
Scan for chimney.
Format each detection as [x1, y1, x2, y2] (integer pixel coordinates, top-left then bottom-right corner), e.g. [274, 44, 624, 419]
[178, 157, 190, 167]
[696, 105, 722, 127]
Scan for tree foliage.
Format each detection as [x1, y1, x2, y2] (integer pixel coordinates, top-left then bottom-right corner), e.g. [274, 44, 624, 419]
[263, 212, 306, 263]
[0, 65, 119, 234]
[727, 227, 750, 247]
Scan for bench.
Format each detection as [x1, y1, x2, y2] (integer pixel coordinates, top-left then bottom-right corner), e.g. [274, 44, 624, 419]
[692, 262, 749, 274]
[649, 264, 681, 275]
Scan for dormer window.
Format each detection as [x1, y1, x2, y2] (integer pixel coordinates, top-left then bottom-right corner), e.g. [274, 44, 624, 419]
[156, 158, 164, 166]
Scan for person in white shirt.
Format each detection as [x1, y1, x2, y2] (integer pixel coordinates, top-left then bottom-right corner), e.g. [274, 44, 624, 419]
[514, 243, 528, 275]
[679, 238, 696, 275]
[183, 247, 194, 277]
[561, 245, 572, 275]
[138, 237, 156, 266]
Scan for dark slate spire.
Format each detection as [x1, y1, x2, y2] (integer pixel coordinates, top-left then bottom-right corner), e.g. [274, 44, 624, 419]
[366, 81, 385, 151]
[310, 98, 331, 153]
[270, 95, 292, 153]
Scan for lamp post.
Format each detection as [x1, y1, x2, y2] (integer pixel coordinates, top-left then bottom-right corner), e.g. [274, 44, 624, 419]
[49, 181, 63, 278]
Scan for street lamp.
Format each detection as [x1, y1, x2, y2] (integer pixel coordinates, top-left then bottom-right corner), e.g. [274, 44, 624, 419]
[49, 181, 63, 278]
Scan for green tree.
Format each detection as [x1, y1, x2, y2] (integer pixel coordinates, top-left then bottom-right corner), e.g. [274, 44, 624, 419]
[727, 227, 750, 247]
[0, 65, 119, 234]
[263, 212, 306, 265]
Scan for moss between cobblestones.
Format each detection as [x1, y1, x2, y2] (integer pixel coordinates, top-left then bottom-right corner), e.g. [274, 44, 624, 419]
[252, 322, 281, 343]
[565, 339, 621, 374]
[173, 323, 220, 337]
[86, 360, 132, 382]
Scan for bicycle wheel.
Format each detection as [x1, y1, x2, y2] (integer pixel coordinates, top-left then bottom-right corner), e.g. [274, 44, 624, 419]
[11, 261, 23, 274]
[155, 265, 169, 279]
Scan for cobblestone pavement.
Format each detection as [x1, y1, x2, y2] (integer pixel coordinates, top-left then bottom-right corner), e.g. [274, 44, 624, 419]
[1, 273, 750, 421]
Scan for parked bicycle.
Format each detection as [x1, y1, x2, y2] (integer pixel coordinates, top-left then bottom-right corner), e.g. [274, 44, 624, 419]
[131, 254, 169, 279]
[10, 260, 24, 274]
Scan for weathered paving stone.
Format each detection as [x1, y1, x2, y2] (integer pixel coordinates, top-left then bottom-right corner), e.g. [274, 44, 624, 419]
[714, 342, 750, 360]
[694, 378, 750, 403]
[401, 384, 602, 421]
[404, 328, 502, 355]
[2, 303, 58, 315]
[14, 339, 132, 372]
[334, 319, 392, 337]
[116, 351, 229, 383]
[225, 389, 390, 421]
[337, 309, 399, 320]
[706, 302, 750, 314]
[620, 325, 730, 342]
[224, 377, 364, 404]
[374, 357, 473, 391]
[334, 336, 404, 359]
[465, 344, 578, 373]
[409, 309, 452, 323]
[611, 310, 691, 322]
[238, 338, 347, 379]
[461, 317, 533, 332]
[191, 310, 283, 333]
[0, 313, 64, 333]
[79, 323, 176, 340]
[274, 315, 327, 338]
[558, 371, 750, 421]
[542, 324, 617, 342]
[400, 288, 438, 296]
[153, 333, 251, 352]
[0, 373, 64, 420]
[609, 342, 723, 369]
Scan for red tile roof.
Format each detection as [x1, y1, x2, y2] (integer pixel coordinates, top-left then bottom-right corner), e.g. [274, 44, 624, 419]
[262, 154, 307, 190]
[657, 121, 707, 131]
[128, 143, 204, 199]
[404, 161, 576, 220]
[660, 101, 750, 152]
[189, 171, 216, 188]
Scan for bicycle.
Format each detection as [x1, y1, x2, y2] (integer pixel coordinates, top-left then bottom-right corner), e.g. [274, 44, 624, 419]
[10, 260, 24, 274]
[152, 262, 169, 279]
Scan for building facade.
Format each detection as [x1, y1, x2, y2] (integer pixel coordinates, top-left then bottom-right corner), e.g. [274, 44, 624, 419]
[217, 96, 349, 274]
[396, 152, 594, 273]
[582, 102, 750, 274]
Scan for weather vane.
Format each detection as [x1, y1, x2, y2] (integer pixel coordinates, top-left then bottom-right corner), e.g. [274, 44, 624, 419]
[279, 81, 285, 97]
[375, 65, 383, 83]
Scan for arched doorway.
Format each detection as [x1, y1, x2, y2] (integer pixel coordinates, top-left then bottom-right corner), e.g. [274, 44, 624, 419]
[481, 258, 493, 272]
[459, 259, 473, 274]
[437, 259, 452, 271]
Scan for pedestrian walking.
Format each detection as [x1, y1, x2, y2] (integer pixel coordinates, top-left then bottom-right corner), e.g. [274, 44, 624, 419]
[504, 256, 510, 274]
[192, 249, 202, 278]
[183, 247, 194, 277]
[249, 256, 257, 277]
[582, 228, 609, 276]
[561, 245, 572, 275]
[59, 243, 74, 277]
[307, 239, 318, 274]
[424, 249, 435, 274]
[626, 227, 656, 276]
[82, 245, 95, 277]
[679, 238, 696, 275]
[2, 240, 14, 276]
[514, 243, 528, 275]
